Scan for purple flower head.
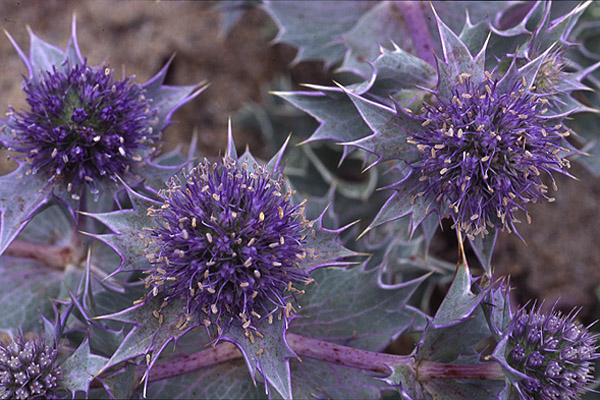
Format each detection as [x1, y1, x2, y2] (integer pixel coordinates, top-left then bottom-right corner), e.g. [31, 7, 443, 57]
[0, 17, 204, 204]
[7, 61, 156, 197]
[409, 74, 570, 237]
[504, 305, 599, 399]
[0, 333, 62, 400]
[0, 17, 204, 256]
[145, 156, 310, 333]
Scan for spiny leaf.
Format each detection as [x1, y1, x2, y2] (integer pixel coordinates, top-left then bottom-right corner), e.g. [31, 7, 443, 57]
[292, 266, 429, 351]
[60, 338, 108, 396]
[365, 172, 438, 238]
[0, 256, 62, 334]
[431, 260, 488, 328]
[27, 27, 64, 82]
[96, 295, 196, 371]
[339, 87, 422, 164]
[0, 164, 53, 255]
[141, 59, 207, 133]
[263, 1, 374, 68]
[432, 5, 486, 95]
[82, 187, 158, 274]
[223, 319, 294, 400]
[418, 306, 491, 364]
[301, 219, 362, 271]
[422, 379, 505, 400]
[481, 281, 512, 341]
[386, 363, 423, 400]
[524, 1, 591, 55]
[97, 365, 137, 400]
[145, 358, 269, 399]
[468, 228, 498, 277]
[290, 357, 385, 399]
[366, 46, 437, 95]
[274, 90, 372, 144]
[338, 2, 407, 78]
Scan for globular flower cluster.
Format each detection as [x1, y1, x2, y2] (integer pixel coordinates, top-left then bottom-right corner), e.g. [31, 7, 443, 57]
[146, 157, 310, 333]
[6, 61, 157, 197]
[408, 73, 571, 237]
[533, 52, 568, 96]
[0, 334, 62, 400]
[506, 306, 598, 399]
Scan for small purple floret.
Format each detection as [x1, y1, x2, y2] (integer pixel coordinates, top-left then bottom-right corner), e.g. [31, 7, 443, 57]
[146, 157, 309, 332]
[408, 74, 570, 237]
[506, 305, 599, 399]
[0, 333, 62, 399]
[8, 62, 158, 197]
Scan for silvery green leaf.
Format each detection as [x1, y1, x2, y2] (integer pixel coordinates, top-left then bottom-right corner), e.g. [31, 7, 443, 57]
[96, 295, 196, 372]
[366, 46, 437, 95]
[459, 15, 490, 57]
[146, 359, 269, 399]
[338, 2, 408, 78]
[431, 260, 488, 328]
[26, 27, 64, 81]
[97, 365, 137, 400]
[290, 357, 385, 399]
[274, 90, 372, 145]
[83, 186, 159, 274]
[420, 306, 490, 362]
[0, 256, 62, 334]
[0, 164, 53, 255]
[339, 87, 422, 165]
[432, 6, 486, 96]
[522, 1, 590, 55]
[301, 219, 362, 271]
[60, 338, 108, 396]
[263, 1, 374, 68]
[386, 363, 423, 400]
[468, 228, 498, 276]
[480, 281, 512, 341]
[141, 59, 207, 134]
[364, 172, 437, 238]
[292, 266, 429, 351]
[301, 144, 378, 201]
[222, 320, 294, 400]
[421, 379, 504, 400]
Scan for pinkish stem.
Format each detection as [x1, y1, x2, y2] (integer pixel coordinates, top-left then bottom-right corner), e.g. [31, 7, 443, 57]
[133, 333, 504, 385]
[401, 2, 436, 66]
[4, 240, 75, 269]
[286, 332, 410, 374]
[418, 360, 505, 381]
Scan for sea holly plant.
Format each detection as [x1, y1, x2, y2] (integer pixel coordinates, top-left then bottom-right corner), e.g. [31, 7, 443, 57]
[0, 2, 599, 400]
[0, 17, 206, 255]
[275, 2, 599, 271]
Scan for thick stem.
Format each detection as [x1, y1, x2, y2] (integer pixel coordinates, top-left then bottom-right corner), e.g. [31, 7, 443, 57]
[139, 341, 241, 382]
[131, 333, 503, 384]
[4, 240, 74, 269]
[418, 360, 505, 381]
[90, 334, 506, 390]
[286, 332, 411, 374]
[400, 2, 436, 66]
